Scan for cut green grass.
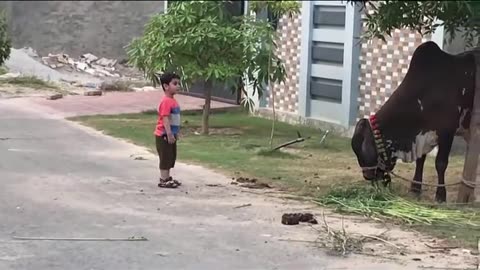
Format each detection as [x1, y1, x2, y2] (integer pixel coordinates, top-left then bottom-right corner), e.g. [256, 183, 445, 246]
[70, 109, 475, 247]
[0, 75, 58, 89]
[316, 185, 480, 227]
[316, 184, 480, 248]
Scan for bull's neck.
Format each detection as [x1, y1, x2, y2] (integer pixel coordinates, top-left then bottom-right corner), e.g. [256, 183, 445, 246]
[370, 104, 400, 158]
[368, 112, 396, 171]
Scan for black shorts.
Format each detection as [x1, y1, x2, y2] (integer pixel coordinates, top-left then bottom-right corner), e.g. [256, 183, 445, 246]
[155, 135, 177, 170]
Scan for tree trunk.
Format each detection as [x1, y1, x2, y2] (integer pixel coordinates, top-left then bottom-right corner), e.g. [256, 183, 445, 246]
[457, 51, 480, 203]
[202, 80, 213, 135]
[269, 83, 276, 149]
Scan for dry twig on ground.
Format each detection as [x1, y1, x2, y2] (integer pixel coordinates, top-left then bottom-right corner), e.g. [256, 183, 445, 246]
[282, 212, 401, 257]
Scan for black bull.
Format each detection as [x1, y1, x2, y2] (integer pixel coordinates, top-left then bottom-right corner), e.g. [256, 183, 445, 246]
[351, 41, 476, 202]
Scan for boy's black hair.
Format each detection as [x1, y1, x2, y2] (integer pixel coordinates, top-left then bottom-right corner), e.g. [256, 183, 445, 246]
[157, 72, 181, 91]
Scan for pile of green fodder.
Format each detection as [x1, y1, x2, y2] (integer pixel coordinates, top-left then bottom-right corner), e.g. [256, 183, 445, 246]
[315, 185, 480, 227]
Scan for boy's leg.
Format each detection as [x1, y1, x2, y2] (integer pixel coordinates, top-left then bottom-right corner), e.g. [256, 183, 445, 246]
[157, 135, 179, 188]
[169, 140, 182, 185]
[157, 137, 179, 188]
[160, 170, 170, 180]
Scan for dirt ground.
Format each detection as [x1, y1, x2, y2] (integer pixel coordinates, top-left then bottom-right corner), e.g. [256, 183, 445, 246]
[235, 188, 479, 269]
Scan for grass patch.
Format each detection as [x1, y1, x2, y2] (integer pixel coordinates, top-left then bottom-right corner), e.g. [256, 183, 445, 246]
[70, 109, 475, 247]
[0, 75, 58, 89]
[71, 109, 353, 193]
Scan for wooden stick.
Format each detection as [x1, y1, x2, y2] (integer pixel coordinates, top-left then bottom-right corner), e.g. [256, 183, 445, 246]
[359, 234, 401, 249]
[319, 130, 330, 145]
[277, 238, 318, 244]
[272, 137, 305, 151]
[233, 203, 252, 209]
[12, 236, 148, 241]
[424, 243, 458, 250]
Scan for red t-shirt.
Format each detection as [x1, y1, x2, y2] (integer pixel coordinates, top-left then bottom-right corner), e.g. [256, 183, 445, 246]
[154, 96, 181, 136]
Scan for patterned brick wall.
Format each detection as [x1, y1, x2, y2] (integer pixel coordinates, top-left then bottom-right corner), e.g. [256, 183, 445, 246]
[357, 13, 431, 120]
[265, 13, 301, 114]
[262, 6, 433, 126]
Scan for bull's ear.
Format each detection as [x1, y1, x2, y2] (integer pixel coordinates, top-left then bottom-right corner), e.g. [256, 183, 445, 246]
[352, 119, 368, 149]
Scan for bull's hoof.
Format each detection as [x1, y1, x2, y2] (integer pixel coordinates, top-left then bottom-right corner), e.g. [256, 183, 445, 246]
[435, 187, 447, 203]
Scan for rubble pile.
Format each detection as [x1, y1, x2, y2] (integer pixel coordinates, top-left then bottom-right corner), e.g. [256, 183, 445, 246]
[41, 53, 121, 78]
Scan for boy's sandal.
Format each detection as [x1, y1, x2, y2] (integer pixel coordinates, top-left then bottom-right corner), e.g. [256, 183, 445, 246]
[158, 179, 179, 188]
[168, 177, 182, 186]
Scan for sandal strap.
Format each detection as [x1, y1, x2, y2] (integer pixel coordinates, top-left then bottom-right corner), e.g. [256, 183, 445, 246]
[166, 177, 182, 186]
[158, 179, 179, 188]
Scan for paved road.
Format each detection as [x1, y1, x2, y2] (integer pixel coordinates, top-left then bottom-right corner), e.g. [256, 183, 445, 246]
[0, 100, 425, 270]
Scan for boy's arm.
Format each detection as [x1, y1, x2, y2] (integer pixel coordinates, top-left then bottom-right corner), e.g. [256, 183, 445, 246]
[159, 101, 176, 144]
[163, 116, 173, 134]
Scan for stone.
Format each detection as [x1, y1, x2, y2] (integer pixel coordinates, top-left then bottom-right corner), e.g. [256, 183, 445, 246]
[84, 90, 103, 96]
[81, 53, 98, 63]
[75, 62, 89, 71]
[84, 68, 96, 75]
[96, 57, 117, 67]
[47, 93, 63, 100]
[57, 54, 70, 64]
[96, 69, 114, 77]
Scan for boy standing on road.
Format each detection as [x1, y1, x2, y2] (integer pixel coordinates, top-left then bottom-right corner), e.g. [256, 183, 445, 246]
[154, 72, 182, 188]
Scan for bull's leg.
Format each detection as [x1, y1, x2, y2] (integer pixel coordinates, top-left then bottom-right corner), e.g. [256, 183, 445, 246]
[435, 132, 455, 203]
[410, 154, 427, 196]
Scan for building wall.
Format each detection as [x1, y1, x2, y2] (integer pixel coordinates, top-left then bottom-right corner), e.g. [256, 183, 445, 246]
[0, 1, 165, 59]
[256, 3, 442, 136]
[265, 13, 302, 115]
[357, 30, 431, 120]
[261, 1, 361, 133]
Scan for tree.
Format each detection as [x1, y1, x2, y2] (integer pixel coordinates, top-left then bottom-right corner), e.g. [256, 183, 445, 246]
[350, 1, 480, 47]
[0, 10, 11, 66]
[127, 1, 299, 135]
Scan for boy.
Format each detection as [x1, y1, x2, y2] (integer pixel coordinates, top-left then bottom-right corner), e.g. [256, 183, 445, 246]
[154, 72, 182, 188]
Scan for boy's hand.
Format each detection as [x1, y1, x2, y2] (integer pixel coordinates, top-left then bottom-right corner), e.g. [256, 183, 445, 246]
[167, 133, 176, 144]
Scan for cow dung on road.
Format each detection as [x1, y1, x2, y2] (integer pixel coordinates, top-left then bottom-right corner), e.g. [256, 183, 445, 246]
[281, 213, 318, 225]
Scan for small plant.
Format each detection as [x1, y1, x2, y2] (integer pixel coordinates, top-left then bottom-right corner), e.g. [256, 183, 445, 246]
[0, 66, 8, 75]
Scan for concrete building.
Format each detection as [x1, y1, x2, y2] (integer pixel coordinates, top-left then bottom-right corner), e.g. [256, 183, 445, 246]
[252, 1, 469, 136]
